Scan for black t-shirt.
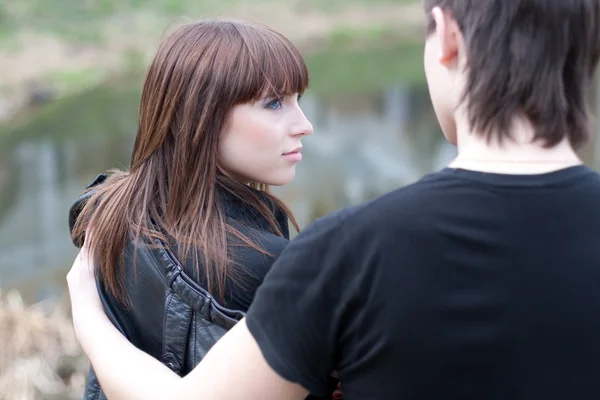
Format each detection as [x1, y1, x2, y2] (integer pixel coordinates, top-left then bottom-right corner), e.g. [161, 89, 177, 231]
[246, 166, 600, 400]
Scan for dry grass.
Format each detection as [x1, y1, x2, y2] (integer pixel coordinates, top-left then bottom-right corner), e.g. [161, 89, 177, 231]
[0, 290, 88, 400]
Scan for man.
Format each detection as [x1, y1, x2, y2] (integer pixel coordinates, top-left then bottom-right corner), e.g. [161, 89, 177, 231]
[68, 1, 600, 399]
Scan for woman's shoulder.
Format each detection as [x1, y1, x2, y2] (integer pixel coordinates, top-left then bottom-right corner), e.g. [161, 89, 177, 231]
[219, 185, 291, 239]
[223, 218, 290, 288]
[68, 173, 108, 247]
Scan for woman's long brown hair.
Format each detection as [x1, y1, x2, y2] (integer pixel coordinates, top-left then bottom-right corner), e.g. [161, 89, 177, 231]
[72, 19, 307, 305]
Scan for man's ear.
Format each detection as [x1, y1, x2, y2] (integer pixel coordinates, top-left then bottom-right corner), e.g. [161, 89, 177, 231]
[431, 6, 461, 68]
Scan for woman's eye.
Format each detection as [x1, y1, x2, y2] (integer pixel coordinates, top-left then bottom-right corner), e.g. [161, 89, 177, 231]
[266, 99, 283, 110]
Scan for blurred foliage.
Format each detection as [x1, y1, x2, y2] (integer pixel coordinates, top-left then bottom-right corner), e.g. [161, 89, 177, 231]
[307, 34, 425, 96]
[0, 31, 425, 145]
[0, 82, 140, 147]
[0, 0, 417, 43]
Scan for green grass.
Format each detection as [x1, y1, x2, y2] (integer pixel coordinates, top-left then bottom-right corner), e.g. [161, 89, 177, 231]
[43, 67, 109, 93]
[302, 0, 415, 12]
[0, 80, 142, 147]
[0, 0, 426, 146]
[306, 35, 425, 95]
[0, 30, 426, 146]
[0, 0, 423, 103]
[0, 0, 418, 43]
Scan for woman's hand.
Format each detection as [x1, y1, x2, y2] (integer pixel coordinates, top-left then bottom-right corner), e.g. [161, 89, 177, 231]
[66, 245, 104, 344]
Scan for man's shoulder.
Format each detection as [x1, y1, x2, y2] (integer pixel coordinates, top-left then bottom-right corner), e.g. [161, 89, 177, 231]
[362, 170, 451, 213]
[298, 170, 451, 243]
[337, 170, 450, 217]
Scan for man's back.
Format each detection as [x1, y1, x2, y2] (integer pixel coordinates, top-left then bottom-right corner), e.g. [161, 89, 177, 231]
[247, 165, 600, 399]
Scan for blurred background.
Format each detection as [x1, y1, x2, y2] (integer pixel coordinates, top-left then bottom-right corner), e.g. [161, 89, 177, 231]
[1, 0, 600, 398]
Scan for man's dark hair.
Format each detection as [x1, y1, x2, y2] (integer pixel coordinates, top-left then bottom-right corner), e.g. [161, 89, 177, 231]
[423, 0, 600, 149]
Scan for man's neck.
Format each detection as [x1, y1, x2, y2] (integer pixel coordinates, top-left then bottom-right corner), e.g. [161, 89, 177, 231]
[449, 114, 583, 174]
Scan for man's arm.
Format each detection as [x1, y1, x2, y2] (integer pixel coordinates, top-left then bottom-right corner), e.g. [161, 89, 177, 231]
[69, 247, 310, 400]
[69, 207, 355, 400]
[79, 308, 308, 400]
[181, 319, 309, 399]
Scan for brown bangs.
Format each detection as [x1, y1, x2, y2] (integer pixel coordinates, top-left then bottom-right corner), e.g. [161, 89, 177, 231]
[228, 22, 309, 103]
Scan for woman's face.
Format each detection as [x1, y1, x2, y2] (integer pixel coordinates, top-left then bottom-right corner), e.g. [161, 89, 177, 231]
[219, 93, 313, 186]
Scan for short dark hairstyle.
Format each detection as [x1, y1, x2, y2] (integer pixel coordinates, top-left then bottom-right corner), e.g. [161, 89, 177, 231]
[423, 0, 600, 149]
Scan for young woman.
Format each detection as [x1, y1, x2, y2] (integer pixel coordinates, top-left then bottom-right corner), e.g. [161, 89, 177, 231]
[68, 19, 341, 399]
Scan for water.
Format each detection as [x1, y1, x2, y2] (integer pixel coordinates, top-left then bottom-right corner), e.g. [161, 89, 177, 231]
[1, 39, 599, 303]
